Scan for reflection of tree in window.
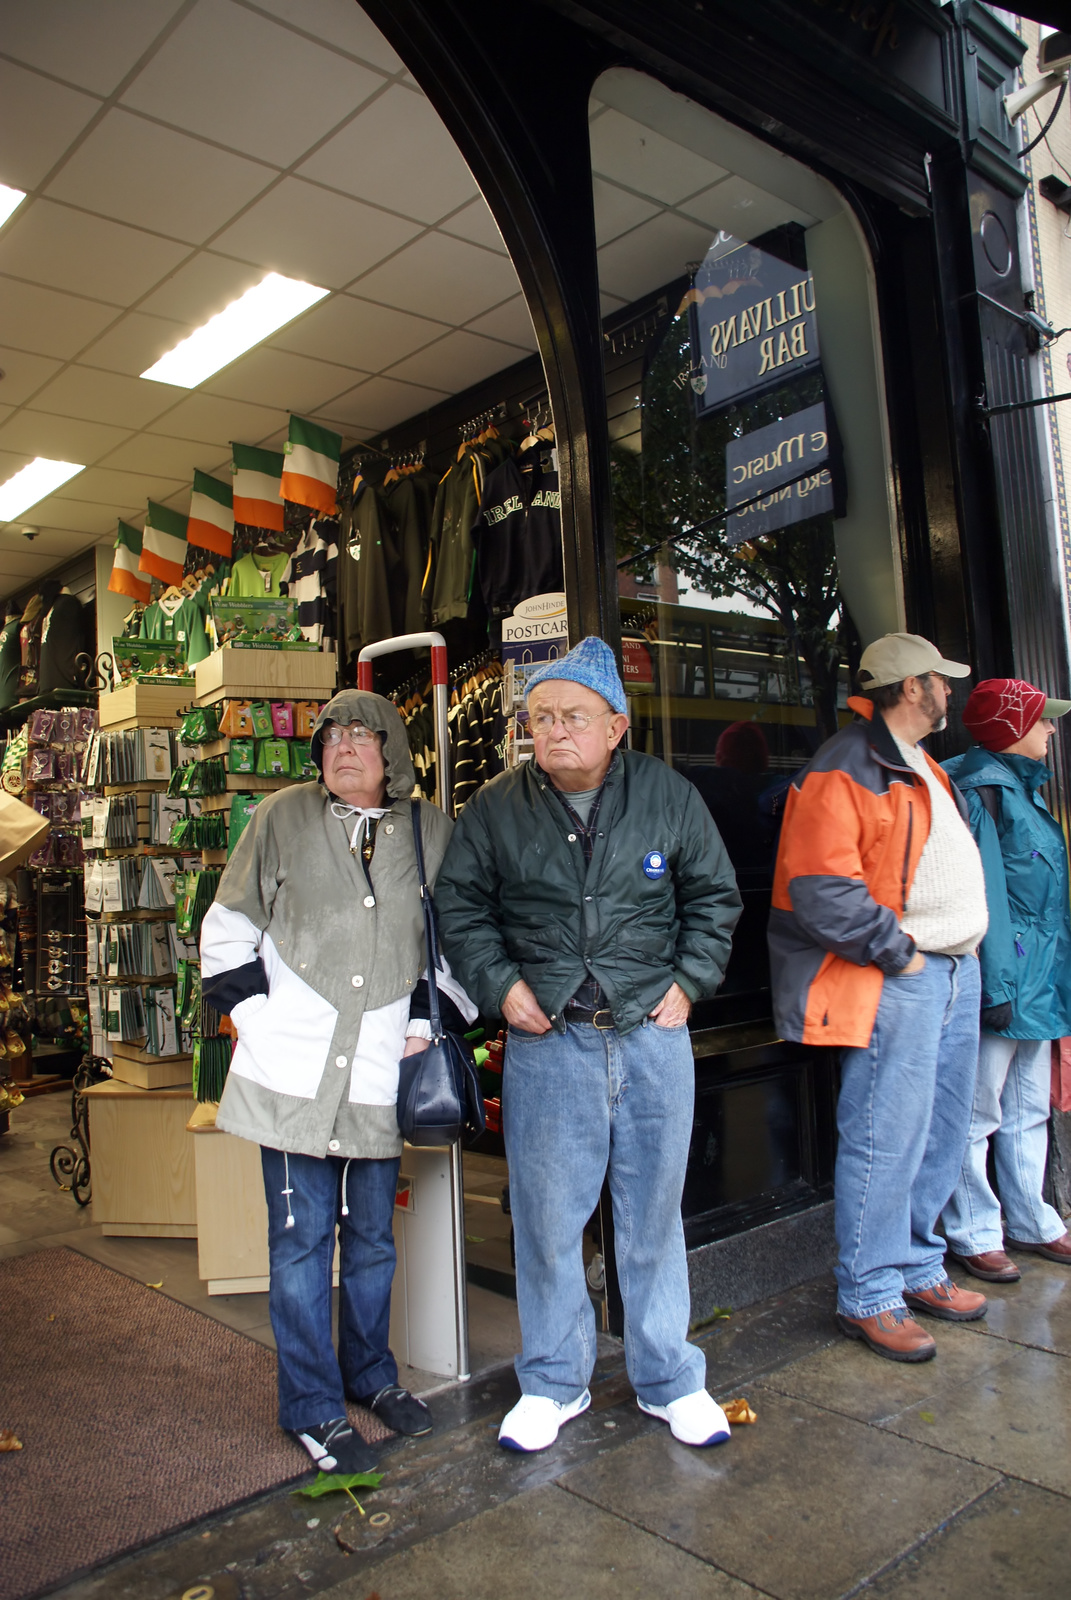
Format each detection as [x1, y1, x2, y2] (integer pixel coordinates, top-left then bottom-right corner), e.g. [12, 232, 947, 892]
[612, 279, 847, 743]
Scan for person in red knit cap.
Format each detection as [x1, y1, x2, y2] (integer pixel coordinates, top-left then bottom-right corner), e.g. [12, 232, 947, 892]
[942, 678, 1071, 1281]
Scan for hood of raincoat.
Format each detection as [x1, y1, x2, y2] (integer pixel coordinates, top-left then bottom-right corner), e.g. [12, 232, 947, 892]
[311, 689, 415, 801]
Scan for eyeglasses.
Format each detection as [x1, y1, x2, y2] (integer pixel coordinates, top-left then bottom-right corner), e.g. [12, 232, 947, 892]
[526, 709, 613, 735]
[322, 722, 380, 747]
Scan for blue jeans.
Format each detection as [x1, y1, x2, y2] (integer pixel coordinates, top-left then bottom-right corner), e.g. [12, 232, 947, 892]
[943, 1035, 1065, 1252]
[260, 1147, 400, 1432]
[503, 1019, 706, 1407]
[835, 953, 980, 1319]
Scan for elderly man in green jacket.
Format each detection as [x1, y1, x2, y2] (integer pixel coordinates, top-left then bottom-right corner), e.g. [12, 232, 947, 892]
[435, 637, 742, 1454]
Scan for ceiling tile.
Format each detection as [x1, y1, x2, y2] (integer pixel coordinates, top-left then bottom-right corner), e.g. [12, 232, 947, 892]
[46, 109, 277, 245]
[0, 547, 85, 582]
[0, 349, 65, 406]
[0, 409, 129, 464]
[30, 366, 180, 429]
[271, 293, 448, 371]
[249, 0, 404, 70]
[297, 86, 478, 224]
[596, 210, 715, 302]
[318, 375, 450, 432]
[589, 109, 729, 207]
[465, 295, 538, 351]
[0, 449, 36, 480]
[0, 58, 101, 192]
[0, 277, 119, 361]
[52, 465, 185, 506]
[679, 175, 817, 237]
[121, 0, 386, 168]
[440, 199, 509, 255]
[353, 232, 521, 324]
[99, 434, 230, 479]
[150, 392, 289, 446]
[27, 496, 133, 535]
[592, 176, 660, 248]
[136, 253, 265, 324]
[0, 200, 188, 304]
[78, 310, 193, 377]
[211, 178, 421, 291]
[385, 329, 525, 395]
[203, 347, 369, 412]
[1, 0, 186, 97]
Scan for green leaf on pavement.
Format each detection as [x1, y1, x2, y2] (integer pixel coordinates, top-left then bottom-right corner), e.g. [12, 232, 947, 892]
[293, 1471, 383, 1499]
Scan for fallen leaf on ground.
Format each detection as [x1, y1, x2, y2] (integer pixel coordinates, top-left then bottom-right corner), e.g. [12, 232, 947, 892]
[0, 1430, 23, 1451]
[293, 1472, 383, 1500]
[724, 1399, 757, 1425]
[919, 1410, 936, 1423]
[47, 1314, 55, 1322]
[145, 1281, 163, 1289]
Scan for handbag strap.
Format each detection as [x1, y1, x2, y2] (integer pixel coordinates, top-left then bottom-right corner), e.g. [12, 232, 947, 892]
[410, 801, 444, 1040]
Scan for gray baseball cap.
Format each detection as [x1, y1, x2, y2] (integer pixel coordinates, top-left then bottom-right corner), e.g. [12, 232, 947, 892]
[858, 632, 971, 690]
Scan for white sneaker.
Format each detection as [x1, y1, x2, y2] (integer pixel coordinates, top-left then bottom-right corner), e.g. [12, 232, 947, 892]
[638, 1389, 731, 1447]
[498, 1389, 591, 1452]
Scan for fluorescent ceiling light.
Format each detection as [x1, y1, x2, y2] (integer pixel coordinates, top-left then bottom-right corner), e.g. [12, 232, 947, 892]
[0, 458, 84, 522]
[140, 271, 329, 388]
[0, 183, 26, 229]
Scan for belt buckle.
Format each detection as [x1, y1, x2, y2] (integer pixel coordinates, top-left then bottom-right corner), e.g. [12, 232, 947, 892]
[592, 1008, 614, 1031]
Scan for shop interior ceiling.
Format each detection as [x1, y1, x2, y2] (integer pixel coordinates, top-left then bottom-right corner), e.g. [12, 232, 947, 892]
[0, 3, 840, 602]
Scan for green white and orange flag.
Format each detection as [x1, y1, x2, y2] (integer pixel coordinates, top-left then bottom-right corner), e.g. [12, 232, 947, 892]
[232, 442, 285, 532]
[281, 415, 340, 514]
[187, 469, 233, 559]
[139, 500, 188, 586]
[108, 520, 151, 603]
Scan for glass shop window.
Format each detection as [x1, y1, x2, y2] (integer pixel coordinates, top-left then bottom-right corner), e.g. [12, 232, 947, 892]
[591, 69, 902, 1015]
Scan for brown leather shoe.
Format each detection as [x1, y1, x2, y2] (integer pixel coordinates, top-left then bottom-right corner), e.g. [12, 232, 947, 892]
[949, 1249, 1021, 1283]
[903, 1278, 987, 1321]
[1006, 1231, 1071, 1263]
[836, 1308, 937, 1362]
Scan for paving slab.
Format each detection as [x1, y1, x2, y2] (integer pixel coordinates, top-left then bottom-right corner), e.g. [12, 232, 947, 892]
[558, 1389, 998, 1600]
[946, 1255, 1071, 1357]
[322, 1481, 758, 1600]
[760, 1320, 1015, 1425]
[865, 1479, 1071, 1599]
[877, 1343, 1071, 1496]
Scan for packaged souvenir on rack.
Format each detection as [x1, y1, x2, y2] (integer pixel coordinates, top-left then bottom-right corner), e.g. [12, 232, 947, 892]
[112, 638, 193, 684]
[208, 596, 314, 651]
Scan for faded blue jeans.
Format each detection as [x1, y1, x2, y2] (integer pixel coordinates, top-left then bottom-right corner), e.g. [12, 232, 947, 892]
[943, 1035, 1065, 1253]
[503, 1018, 706, 1407]
[260, 1147, 401, 1432]
[835, 953, 980, 1320]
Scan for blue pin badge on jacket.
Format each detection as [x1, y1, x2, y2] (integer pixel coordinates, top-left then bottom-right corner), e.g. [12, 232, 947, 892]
[643, 850, 666, 879]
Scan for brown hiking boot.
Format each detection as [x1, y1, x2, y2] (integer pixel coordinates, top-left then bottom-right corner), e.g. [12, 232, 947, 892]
[1006, 1232, 1071, 1263]
[836, 1307, 937, 1362]
[950, 1249, 1021, 1283]
[904, 1278, 987, 1321]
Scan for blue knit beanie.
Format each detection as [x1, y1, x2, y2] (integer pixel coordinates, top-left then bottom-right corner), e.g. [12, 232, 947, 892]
[524, 636, 627, 714]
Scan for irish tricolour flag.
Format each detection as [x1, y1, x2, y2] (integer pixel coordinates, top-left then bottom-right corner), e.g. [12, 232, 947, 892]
[232, 443, 285, 532]
[282, 415, 341, 514]
[108, 521, 151, 604]
[139, 500, 188, 586]
[187, 470, 233, 559]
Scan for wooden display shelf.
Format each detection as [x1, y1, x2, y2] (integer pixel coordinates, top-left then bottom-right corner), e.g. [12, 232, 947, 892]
[195, 648, 336, 704]
[104, 780, 172, 794]
[110, 1041, 192, 1091]
[99, 684, 193, 729]
[198, 777, 300, 814]
[88, 907, 176, 923]
[83, 1078, 196, 1235]
[201, 848, 228, 866]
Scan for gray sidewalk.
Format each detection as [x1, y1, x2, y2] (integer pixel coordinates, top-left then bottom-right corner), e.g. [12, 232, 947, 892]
[49, 1247, 1071, 1600]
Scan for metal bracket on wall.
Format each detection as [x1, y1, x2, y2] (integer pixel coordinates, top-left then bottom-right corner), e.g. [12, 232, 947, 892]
[978, 390, 1071, 417]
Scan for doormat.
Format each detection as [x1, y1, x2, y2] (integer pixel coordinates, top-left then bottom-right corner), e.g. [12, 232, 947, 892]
[0, 1248, 393, 1600]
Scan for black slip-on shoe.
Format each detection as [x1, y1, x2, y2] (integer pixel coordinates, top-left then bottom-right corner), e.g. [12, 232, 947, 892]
[291, 1416, 379, 1473]
[357, 1384, 433, 1436]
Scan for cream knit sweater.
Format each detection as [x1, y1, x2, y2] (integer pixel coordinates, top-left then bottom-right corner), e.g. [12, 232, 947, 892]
[893, 735, 988, 956]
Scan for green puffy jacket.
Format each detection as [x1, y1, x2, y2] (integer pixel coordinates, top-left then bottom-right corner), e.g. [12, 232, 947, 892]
[434, 750, 742, 1035]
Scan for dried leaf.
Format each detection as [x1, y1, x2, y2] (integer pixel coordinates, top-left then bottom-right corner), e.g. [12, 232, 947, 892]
[919, 1410, 936, 1424]
[293, 1471, 383, 1500]
[47, 1314, 55, 1322]
[145, 1281, 163, 1289]
[0, 1430, 23, 1451]
[723, 1398, 757, 1425]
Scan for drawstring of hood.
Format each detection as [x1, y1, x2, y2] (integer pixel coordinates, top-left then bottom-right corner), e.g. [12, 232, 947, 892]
[282, 1151, 295, 1230]
[341, 1158, 353, 1216]
[330, 800, 390, 854]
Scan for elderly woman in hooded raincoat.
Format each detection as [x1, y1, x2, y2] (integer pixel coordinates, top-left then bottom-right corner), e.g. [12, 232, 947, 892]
[199, 689, 474, 1474]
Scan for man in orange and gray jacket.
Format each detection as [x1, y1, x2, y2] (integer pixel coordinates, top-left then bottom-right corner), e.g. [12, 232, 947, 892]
[770, 633, 991, 1363]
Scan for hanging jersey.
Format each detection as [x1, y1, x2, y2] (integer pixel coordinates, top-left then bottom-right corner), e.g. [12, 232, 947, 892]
[286, 517, 339, 646]
[472, 447, 563, 616]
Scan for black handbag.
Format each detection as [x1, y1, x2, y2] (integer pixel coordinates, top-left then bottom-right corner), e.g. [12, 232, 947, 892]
[396, 803, 485, 1146]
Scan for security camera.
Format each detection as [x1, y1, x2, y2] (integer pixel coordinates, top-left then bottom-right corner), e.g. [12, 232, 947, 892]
[21, 527, 38, 541]
[1005, 69, 1068, 124]
[1040, 33, 1071, 76]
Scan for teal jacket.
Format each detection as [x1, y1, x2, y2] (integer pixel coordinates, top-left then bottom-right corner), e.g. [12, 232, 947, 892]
[943, 746, 1071, 1040]
[434, 750, 742, 1035]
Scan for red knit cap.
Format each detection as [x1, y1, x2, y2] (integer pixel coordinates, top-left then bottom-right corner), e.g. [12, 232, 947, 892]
[963, 679, 1048, 751]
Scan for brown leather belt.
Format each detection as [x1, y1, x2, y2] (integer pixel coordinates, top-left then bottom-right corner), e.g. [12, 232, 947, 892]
[563, 1005, 615, 1030]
